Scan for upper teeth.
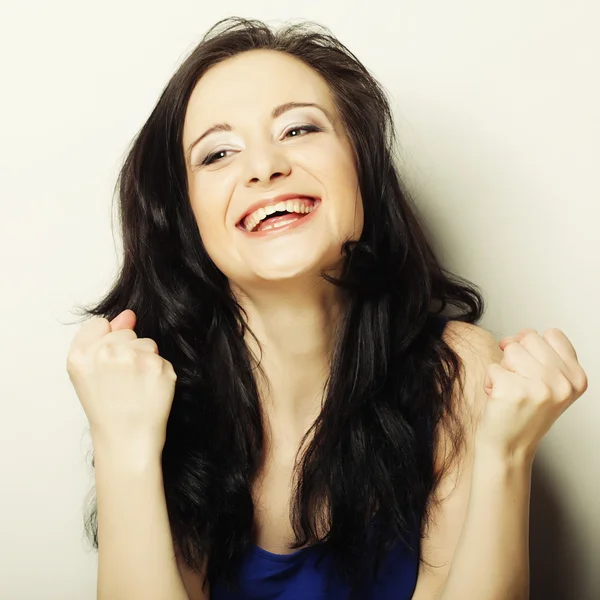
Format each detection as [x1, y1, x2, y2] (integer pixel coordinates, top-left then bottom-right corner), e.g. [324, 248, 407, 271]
[242, 198, 315, 232]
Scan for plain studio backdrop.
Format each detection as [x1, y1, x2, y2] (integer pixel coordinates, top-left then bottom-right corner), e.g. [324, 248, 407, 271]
[0, 1, 598, 599]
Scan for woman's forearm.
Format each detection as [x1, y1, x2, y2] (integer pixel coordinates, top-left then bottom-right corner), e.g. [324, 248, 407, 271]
[437, 445, 532, 600]
[94, 441, 191, 600]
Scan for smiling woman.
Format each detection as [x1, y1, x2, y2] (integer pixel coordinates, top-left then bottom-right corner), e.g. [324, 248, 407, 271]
[65, 15, 587, 600]
[70, 16, 482, 600]
[183, 50, 363, 287]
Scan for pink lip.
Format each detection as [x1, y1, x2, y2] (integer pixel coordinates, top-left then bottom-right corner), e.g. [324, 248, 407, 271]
[235, 193, 319, 227]
[237, 198, 322, 238]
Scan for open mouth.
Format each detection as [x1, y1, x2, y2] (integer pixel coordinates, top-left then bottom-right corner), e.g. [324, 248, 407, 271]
[236, 197, 320, 233]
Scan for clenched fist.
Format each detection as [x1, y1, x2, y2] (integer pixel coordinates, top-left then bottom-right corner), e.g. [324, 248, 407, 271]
[66, 309, 177, 457]
[479, 327, 588, 461]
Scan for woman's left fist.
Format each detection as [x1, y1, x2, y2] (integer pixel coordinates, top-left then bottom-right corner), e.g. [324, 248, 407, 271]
[477, 328, 588, 461]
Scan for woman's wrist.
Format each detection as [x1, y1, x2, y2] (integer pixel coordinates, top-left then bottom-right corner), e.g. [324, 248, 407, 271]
[91, 429, 164, 472]
[473, 436, 535, 476]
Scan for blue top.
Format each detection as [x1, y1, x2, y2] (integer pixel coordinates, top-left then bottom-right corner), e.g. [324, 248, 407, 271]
[211, 314, 449, 600]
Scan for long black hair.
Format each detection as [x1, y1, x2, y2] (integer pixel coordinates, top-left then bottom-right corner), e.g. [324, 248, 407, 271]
[69, 16, 484, 595]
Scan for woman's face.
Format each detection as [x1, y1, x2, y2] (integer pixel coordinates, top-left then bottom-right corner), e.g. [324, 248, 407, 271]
[182, 49, 363, 289]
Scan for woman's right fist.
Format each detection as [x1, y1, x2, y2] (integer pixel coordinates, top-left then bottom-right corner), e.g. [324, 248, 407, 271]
[66, 309, 177, 455]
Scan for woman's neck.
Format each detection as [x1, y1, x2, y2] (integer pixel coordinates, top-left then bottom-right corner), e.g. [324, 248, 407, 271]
[235, 278, 346, 438]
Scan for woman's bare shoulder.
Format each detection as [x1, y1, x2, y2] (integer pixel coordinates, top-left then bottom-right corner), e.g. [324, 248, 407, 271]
[441, 319, 503, 413]
[430, 319, 503, 477]
[442, 319, 500, 359]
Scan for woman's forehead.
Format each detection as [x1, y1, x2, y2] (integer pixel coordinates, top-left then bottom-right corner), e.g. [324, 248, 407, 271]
[183, 51, 337, 145]
[187, 52, 333, 117]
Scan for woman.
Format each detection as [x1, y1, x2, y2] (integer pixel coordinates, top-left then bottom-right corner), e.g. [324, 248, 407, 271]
[66, 17, 588, 600]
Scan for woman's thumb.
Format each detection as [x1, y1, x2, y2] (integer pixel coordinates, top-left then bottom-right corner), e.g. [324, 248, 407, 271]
[109, 309, 136, 332]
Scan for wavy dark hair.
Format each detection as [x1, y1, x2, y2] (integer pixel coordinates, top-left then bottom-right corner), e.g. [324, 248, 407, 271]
[69, 16, 485, 595]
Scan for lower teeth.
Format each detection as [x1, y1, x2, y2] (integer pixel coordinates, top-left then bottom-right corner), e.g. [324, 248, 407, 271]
[254, 213, 305, 232]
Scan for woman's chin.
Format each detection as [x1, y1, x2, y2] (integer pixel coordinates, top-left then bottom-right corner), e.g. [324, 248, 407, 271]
[227, 246, 344, 289]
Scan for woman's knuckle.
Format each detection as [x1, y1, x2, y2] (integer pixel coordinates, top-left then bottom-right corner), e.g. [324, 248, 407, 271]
[533, 381, 553, 404]
[514, 390, 529, 407]
[142, 338, 159, 352]
[66, 349, 85, 371]
[555, 373, 574, 402]
[95, 344, 113, 362]
[140, 352, 162, 370]
[574, 369, 589, 394]
[502, 343, 519, 365]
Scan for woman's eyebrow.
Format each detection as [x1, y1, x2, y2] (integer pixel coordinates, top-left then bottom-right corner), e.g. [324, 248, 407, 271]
[185, 101, 333, 161]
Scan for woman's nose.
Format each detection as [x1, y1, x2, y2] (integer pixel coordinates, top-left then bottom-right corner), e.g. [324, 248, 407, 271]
[242, 142, 292, 186]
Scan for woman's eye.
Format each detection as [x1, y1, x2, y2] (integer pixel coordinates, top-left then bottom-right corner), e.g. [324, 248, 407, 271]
[202, 149, 229, 166]
[284, 124, 321, 138]
[201, 124, 321, 166]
